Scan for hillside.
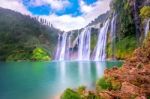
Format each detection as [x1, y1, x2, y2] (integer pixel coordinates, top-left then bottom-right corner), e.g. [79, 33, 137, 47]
[87, 11, 110, 27]
[0, 7, 61, 61]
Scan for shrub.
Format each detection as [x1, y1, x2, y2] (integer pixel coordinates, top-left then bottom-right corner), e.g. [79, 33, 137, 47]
[111, 80, 121, 90]
[116, 37, 137, 59]
[77, 86, 86, 95]
[84, 92, 101, 99]
[31, 47, 51, 61]
[61, 88, 81, 99]
[96, 77, 112, 91]
[96, 77, 121, 91]
[140, 6, 150, 19]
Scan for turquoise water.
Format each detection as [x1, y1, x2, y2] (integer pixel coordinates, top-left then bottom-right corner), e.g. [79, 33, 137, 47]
[0, 61, 122, 99]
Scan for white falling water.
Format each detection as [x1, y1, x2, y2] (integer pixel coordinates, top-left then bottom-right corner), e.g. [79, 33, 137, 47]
[110, 15, 117, 60]
[78, 27, 91, 60]
[58, 32, 68, 61]
[55, 34, 61, 60]
[145, 19, 150, 37]
[94, 19, 110, 61]
[66, 33, 72, 60]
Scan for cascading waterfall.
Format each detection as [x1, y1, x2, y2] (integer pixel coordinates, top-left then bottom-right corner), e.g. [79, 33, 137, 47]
[110, 15, 117, 60]
[56, 32, 68, 61]
[78, 27, 91, 60]
[66, 33, 72, 60]
[55, 34, 61, 60]
[93, 19, 110, 61]
[145, 19, 150, 37]
[55, 19, 113, 61]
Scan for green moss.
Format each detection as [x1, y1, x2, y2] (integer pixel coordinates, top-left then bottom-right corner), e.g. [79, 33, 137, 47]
[61, 88, 81, 99]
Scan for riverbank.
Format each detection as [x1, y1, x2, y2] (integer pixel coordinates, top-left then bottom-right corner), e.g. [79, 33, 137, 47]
[61, 33, 150, 99]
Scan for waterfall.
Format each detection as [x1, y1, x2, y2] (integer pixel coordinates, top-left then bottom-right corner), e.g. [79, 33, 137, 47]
[110, 15, 117, 60]
[78, 27, 91, 60]
[55, 32, 68, 61]
[55, 19, 112, 61]
[66, 33, 72, 60]
[93, 19, 110, 61]
[55, 34, 61, 60]
[145, 19, 150, 37]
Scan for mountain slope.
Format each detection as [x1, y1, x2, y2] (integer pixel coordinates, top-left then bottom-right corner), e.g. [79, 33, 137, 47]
[0, 7, 61, 61]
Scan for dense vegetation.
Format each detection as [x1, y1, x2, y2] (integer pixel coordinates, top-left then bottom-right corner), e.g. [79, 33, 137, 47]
[0, 7, 60, 61]
[107, 0, 138, 59]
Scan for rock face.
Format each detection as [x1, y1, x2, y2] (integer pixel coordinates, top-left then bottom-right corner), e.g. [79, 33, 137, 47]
[128, 0, 150, 43]
[121, 82, 141, 95]
[104, 34, 150, 98]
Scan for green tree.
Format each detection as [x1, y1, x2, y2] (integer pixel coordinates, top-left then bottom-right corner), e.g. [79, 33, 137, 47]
[32, 48, 51, 61]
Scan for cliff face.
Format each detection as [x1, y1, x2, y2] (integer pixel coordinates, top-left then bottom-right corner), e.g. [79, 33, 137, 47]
[104, 33, 150, 98]
[128, 0, 150, 43]
[97, 0, 150, 98]
[106, 0, 150, 60]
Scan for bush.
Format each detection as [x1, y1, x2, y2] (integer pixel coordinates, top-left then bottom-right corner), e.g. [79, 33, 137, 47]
[84, 92, 101, 99]
[61, 88, 81, 99]
[7, 50, 32, 61]
[96, 77, 121, 91]
[140, 6, 150, 19]
[116, 37, 137, 59]
[31, 47, 51, 61]
[96, 77, 112, 91]
[111, 80, 121, 90]
[77, 86, 86, 95]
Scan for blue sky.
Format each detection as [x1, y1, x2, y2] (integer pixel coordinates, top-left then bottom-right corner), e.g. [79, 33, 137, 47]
[0, 0, 111, 31]
[22, 0, 97, 16]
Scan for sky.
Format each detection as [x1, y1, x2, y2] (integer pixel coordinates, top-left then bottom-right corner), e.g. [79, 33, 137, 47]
[0, 0, 111, 31]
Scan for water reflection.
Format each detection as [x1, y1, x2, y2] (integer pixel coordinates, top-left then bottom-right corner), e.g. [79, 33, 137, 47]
[59, 61, 66, 84]
[95, 62, 106, 78]
[0, 61, 122, 99]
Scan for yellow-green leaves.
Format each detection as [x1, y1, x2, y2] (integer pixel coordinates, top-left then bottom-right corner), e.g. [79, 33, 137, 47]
[140, 6, 150, 19]
[32, 48, 51, 61]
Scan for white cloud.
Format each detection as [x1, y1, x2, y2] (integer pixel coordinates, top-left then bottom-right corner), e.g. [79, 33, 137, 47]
[39, 0, 111, 31]
[40, 14, 86, 31]
[30, 0, 71, 11]
[0, 0, 111, 31]
[0, 0, 31, 15]
[80, 0, 93, 13]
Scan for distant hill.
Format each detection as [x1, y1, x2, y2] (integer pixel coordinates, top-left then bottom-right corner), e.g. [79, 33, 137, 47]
[87, 11, 110, 27]
[0, 7, 61, 61]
